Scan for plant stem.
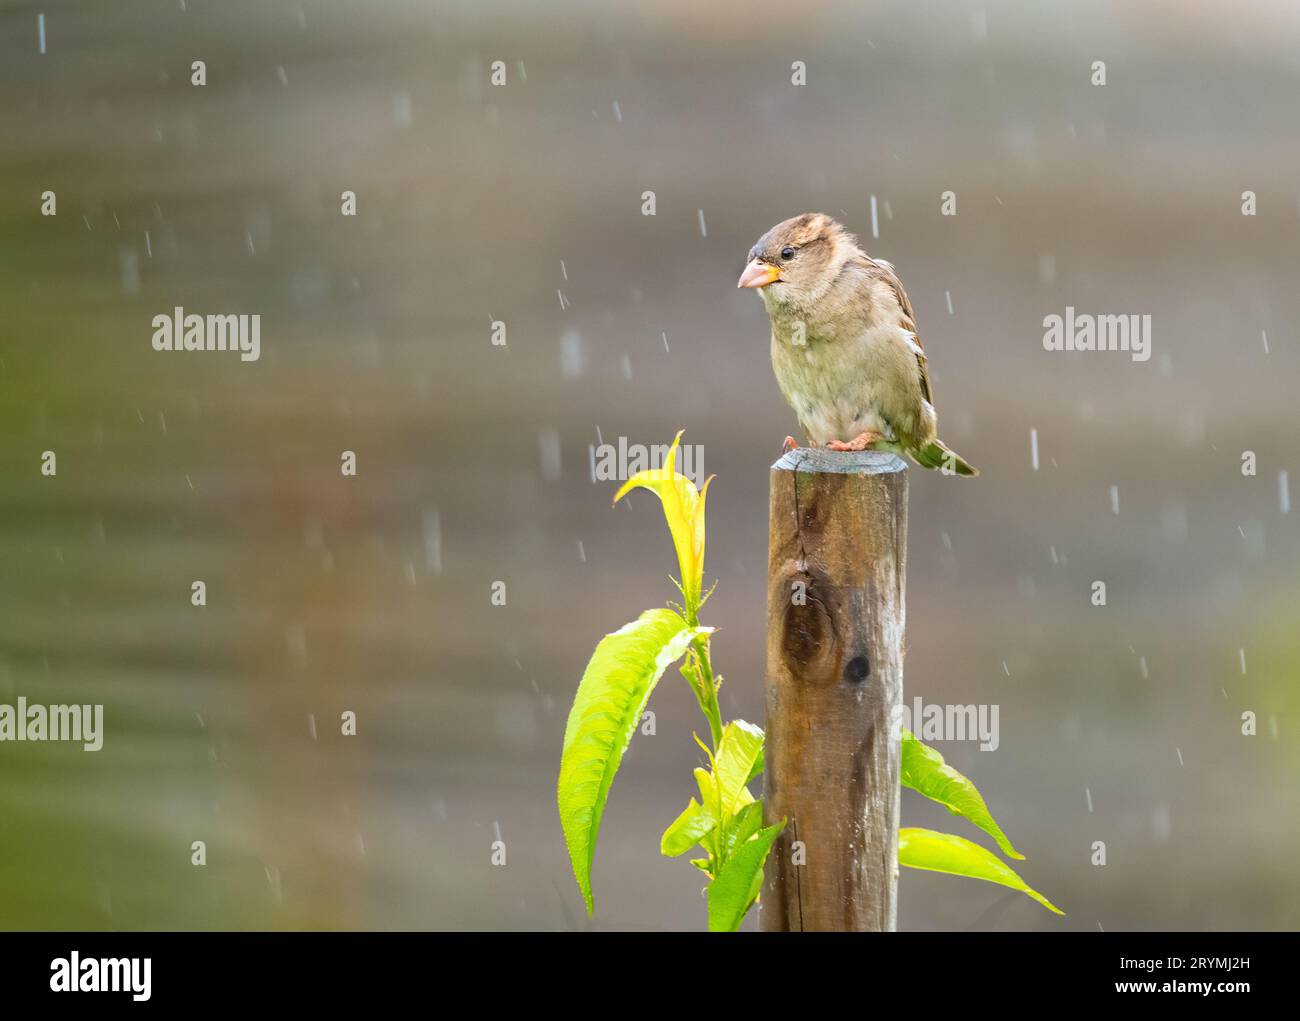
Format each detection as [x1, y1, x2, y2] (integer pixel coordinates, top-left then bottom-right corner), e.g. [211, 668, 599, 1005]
[691, 634, 724, 749]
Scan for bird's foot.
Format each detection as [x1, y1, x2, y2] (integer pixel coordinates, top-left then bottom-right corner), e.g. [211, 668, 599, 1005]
[826, 431, 880, 452]
[782, 435, 799, 453]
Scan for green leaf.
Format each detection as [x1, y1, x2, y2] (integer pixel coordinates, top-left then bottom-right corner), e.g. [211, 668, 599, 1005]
[694, 765, 716, 805]
[720, 801, 765, 861]
[558, 608, 709, 914]
[706, 822, 785, 932]
[661, 798, 718, 857]
[900, 728, 1023, 859]
[692, 767, 722, 860]
[712, 720, 764, 819]
[899, 828, 1064, 915]
[745, 746, 765, 785]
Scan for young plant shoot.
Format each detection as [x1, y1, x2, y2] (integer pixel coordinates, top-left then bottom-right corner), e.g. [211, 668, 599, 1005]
[557, 433, 1060, 931]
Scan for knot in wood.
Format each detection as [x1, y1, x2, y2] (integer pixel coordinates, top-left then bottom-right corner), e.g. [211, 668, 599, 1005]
[776, 564, 839, 686]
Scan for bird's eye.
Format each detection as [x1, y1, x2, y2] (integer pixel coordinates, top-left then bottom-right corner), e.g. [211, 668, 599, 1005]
[780, 246, 796, 260]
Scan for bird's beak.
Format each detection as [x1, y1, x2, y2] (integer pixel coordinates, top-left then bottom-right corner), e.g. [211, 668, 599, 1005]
[737, 259, 781, 289]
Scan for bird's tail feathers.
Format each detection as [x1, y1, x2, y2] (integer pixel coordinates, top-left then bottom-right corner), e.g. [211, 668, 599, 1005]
[913, 439, 979, 477]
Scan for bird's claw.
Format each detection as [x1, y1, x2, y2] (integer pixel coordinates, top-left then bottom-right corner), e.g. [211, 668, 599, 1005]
[782, 435, 799, 453]
[826, 431, 880, 452]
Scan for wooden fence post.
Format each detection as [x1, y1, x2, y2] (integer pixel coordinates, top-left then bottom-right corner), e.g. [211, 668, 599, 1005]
[760, 448, 908, 931]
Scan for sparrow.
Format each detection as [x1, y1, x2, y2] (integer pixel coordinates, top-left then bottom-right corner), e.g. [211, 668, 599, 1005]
[738, 213, 978, 476]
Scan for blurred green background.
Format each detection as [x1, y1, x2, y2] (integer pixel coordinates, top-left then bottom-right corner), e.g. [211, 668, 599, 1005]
[0, 0, 1297, 930]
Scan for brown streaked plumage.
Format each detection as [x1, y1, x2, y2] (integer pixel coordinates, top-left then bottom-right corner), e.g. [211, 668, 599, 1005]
[738, 213, 978, 476]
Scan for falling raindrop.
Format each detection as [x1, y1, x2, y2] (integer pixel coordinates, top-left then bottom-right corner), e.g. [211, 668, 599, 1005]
[266, 866, 283, 904]
[1152, 804, 1171, 842]
[1238, 519, 1265, 557]
[560, 330, 584, 378]
[119, 248, 140, 295]
[539, 428, 562, 481]
[422, 509, 442, 574]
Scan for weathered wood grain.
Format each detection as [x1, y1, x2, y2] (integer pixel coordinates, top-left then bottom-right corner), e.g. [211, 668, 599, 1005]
[761, 448, 908, 931]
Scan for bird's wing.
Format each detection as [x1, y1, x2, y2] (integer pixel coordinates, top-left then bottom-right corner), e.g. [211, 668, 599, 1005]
[868, 258, 934, 407]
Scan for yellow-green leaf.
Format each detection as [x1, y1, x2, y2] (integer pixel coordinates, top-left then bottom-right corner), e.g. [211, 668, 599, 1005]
[899, 828, 1063, 915]
[613, 431, 711, 614]
[558, 608, 708, 914]
[706, 821, 785, 932]
[900, 728, 1023, 859]
[661, 798, 718, 858]
[712, 720, 764, 819]
[720, 801, 765, 861]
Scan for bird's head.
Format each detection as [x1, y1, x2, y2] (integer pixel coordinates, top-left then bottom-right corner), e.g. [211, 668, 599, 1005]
[737, 213, 857, 312]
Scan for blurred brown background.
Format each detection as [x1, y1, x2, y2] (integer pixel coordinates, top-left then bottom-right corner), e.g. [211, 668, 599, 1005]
[0, 0, 1297, 930]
